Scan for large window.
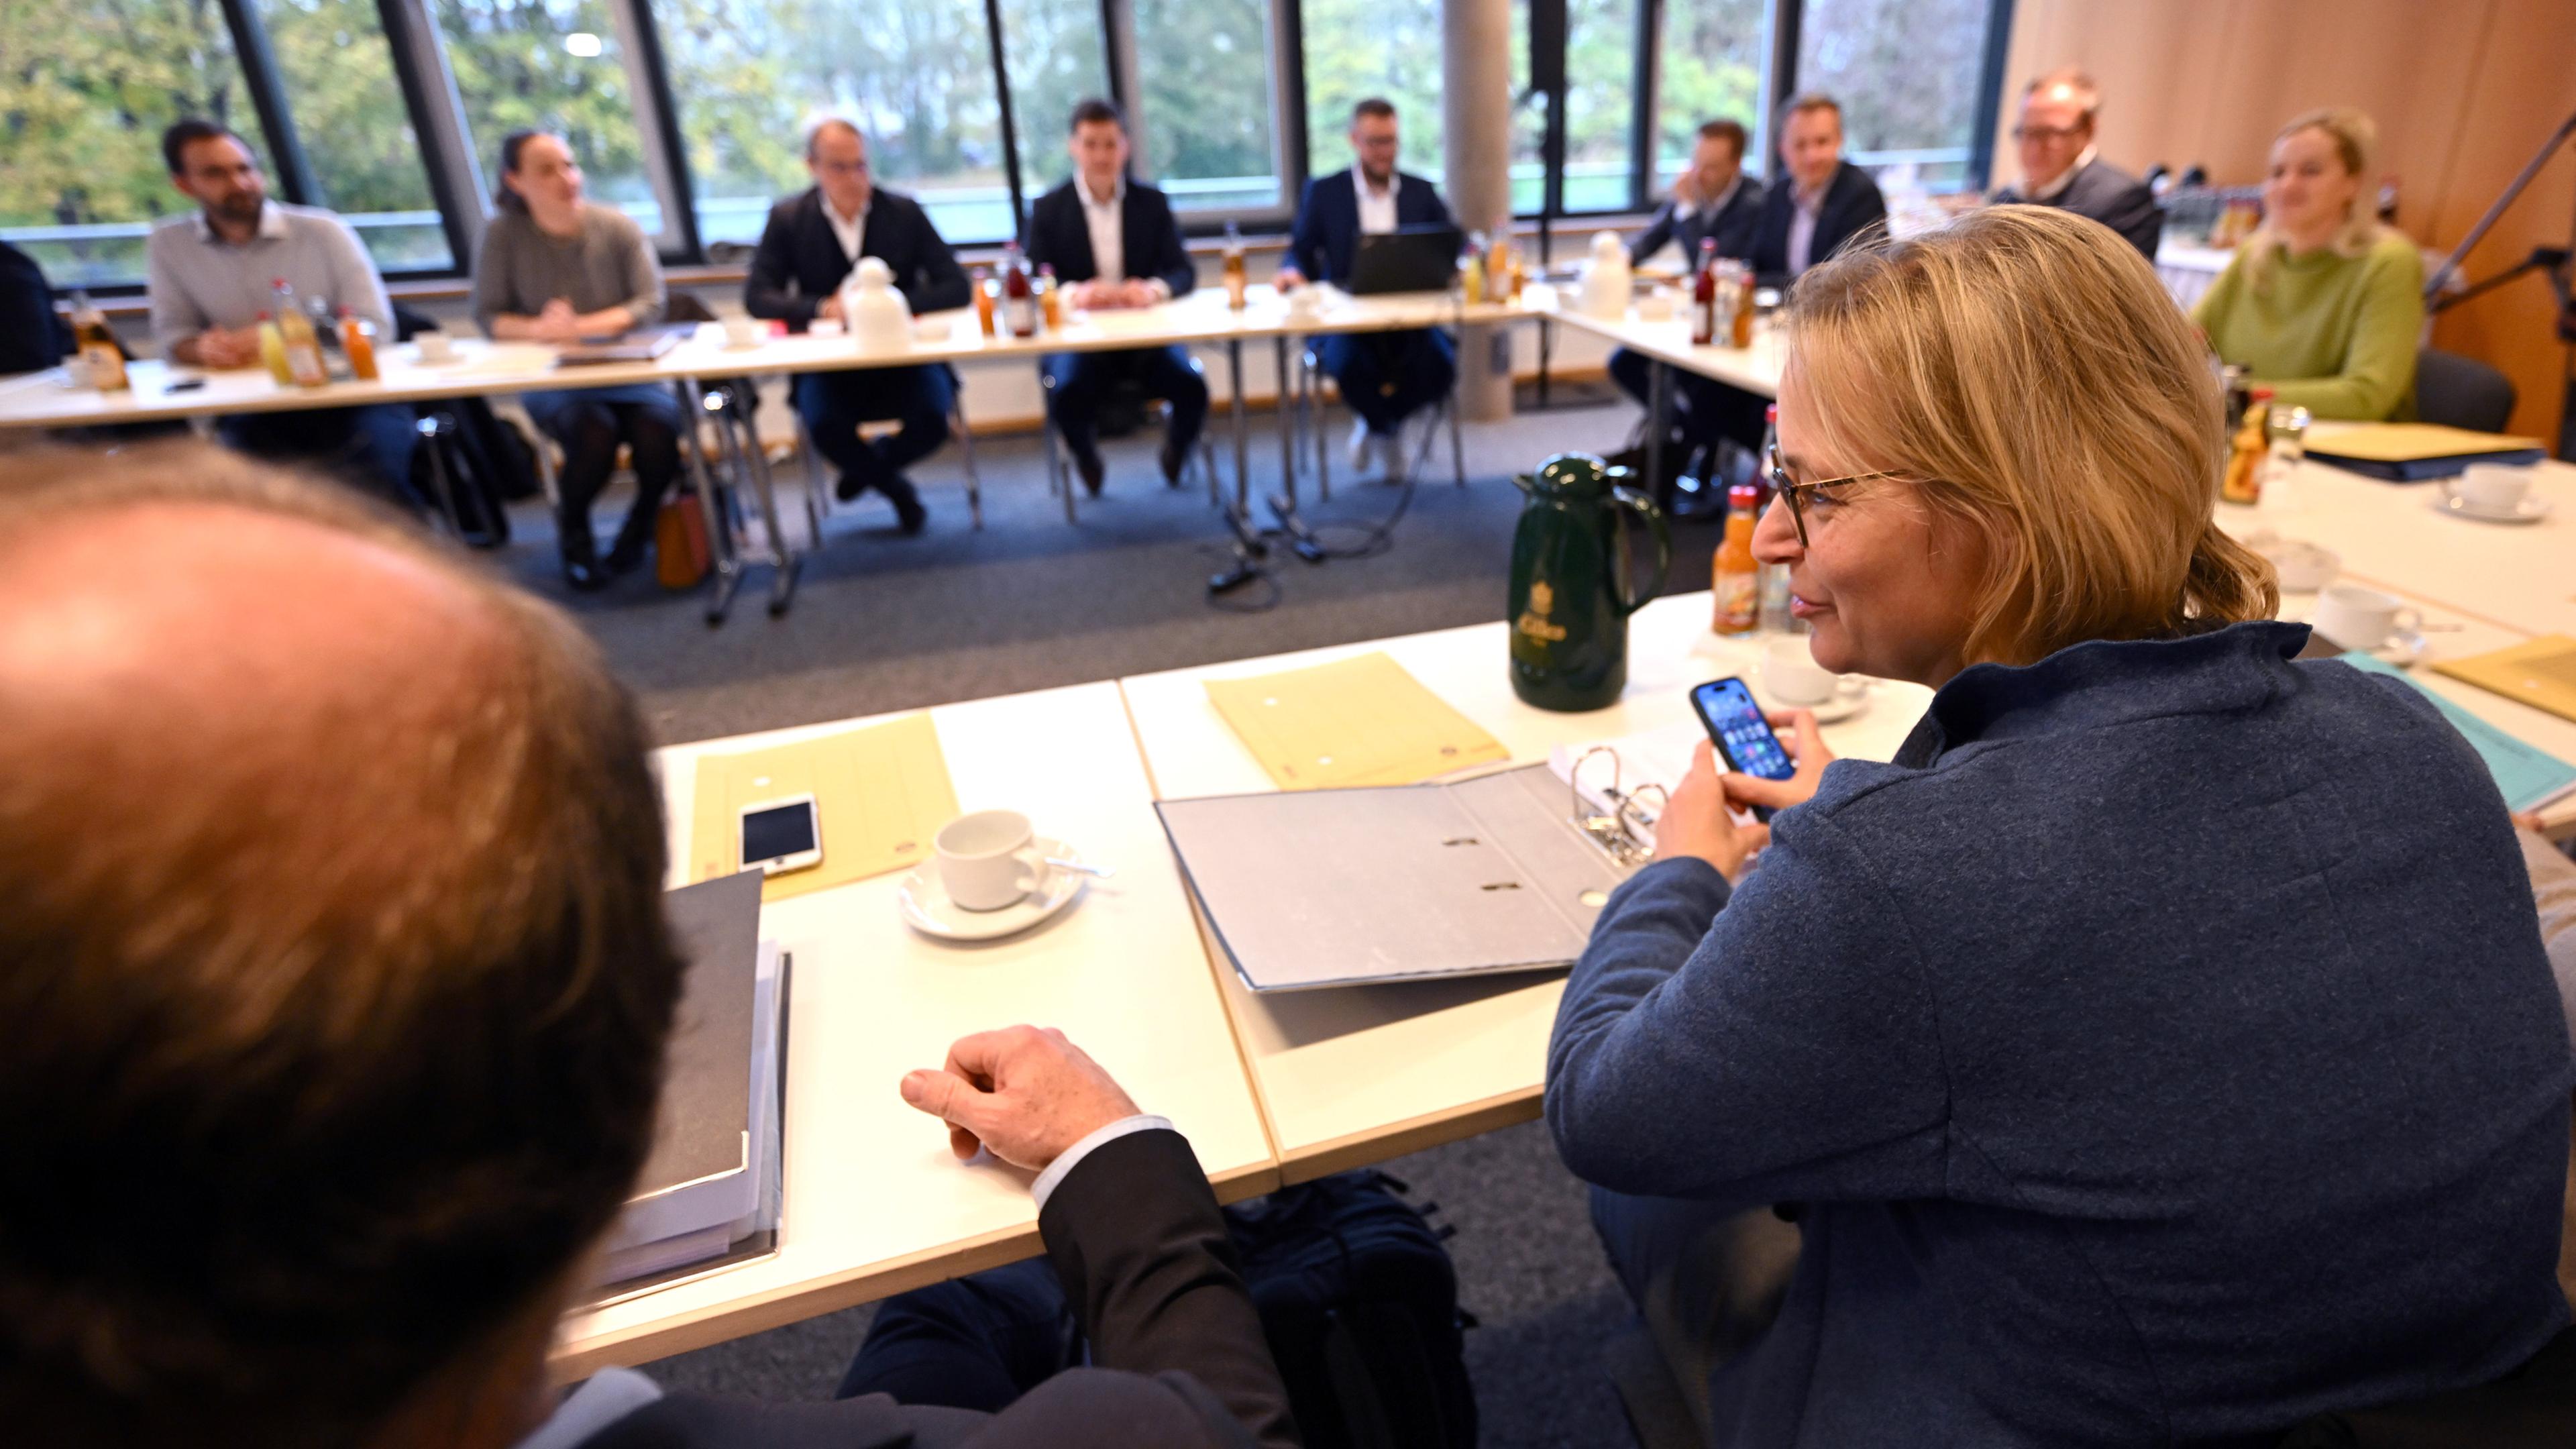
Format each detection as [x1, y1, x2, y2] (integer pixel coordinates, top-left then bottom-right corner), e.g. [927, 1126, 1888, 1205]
[0, 0, 252, 288]
[432, 0, 660, 233]
[1524, 0, 1644, 215]
[1299, 0, 1446, 193]
[1796, 0, 1996, 192]
[1133, 0, 1281, 212]
[1656, 0, 1767, 193]
[253, 0, 453, 271]
[659, 0, 1014, 246]
[998, 0, 1110, 208]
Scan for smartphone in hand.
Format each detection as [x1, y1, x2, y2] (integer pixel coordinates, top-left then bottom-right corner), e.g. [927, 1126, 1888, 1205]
[1689, 677, 1795, 823]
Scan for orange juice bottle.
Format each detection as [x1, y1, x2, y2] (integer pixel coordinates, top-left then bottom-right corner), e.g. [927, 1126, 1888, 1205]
[972, 266, 996, 336]
[1713, 484, 1760, 635]
[68, 292, 128, 390]
[257, 311, 294, 384]
[1222, 221, 1248, 309]
[338, 307, 380, 381]
[1037, 264, 1062, 330]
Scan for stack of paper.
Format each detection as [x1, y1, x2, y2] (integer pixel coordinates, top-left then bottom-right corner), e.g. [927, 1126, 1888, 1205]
[1204, 651, 1509, 791]
[688, 712, 960, 902]
[2306, 423, 2547, 481]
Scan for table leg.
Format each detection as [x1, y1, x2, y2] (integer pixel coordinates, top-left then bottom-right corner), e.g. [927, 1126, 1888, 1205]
[1227, 338, 1251, 517]
[738, 407, 801, 618]
[676, 379, 744, 627]
[1274, 333, 1297, 510]
[1645, 361, 1669, 504]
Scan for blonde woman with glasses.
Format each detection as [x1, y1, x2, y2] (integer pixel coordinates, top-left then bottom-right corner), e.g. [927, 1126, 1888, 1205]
[1548, 206, 2570, 1446]
[2194, 107, 2424, 421]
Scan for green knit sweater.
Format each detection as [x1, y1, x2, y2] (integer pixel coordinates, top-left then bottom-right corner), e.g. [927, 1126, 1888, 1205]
[2192, 231, 2423, 421]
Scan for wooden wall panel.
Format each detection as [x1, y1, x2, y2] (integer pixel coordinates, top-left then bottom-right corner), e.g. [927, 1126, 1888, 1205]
[1991, 0, 2576, 444]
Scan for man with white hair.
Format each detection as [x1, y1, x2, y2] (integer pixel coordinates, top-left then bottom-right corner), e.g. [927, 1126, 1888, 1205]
[745, 117, 970, 533]
[1988, 68, 2163, 258]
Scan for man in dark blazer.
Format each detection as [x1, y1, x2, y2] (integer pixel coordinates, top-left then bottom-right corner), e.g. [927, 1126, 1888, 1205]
[1276, 97, 1455, 482]
[1, 239, 69, 376]
[1025, 98, 1206, 496]
[1746, 94, 1888, 290]
[745, 118, 971, 532]
[1608, 118, 1765, 504]
[0, 448, 1297, 1449]
[1988, 69, 2163, 258]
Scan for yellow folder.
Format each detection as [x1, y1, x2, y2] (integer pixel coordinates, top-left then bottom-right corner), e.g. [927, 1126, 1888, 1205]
[688, 712, 961, 902]
[1205, 651, 1510, 791]
[2304, 423, 2544, 462]
[2431, 635, 2576, 727]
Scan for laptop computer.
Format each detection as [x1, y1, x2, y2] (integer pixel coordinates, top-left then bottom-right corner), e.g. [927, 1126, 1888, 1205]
[555, 323, 690, 366]
[1348, 225, 1464, 296]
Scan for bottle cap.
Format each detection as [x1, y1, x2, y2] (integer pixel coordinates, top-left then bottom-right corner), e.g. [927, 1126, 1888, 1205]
[1727, 483, 1760, 509]
[1765, 403, 1779, 421]
[2251, 386, 2275, 400]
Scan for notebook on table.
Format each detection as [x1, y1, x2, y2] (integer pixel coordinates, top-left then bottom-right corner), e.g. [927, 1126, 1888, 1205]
[2305, 423, 2547, 482]
[555, 324, 690, 366]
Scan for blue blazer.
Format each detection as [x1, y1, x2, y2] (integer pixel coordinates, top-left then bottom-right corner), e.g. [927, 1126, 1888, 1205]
[1286, 170, 1454, 285]
[1746, 160, 1888, 288]
[743, 186, 969, 331]
[1627, 178, 1765, 266]
[1024, 177, 1196, 298]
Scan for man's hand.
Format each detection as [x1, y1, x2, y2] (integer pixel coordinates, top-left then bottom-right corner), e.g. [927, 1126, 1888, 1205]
[1670, 170, 1702, 211]
[193, 327, 260, 370]
[816, 293, 846, 322]
[1120, 278, 1163, 309]
[1274, 266, 1306, 291]
[900, 1026, 1142, 1172]
[533, 299, 584, 345]
[1652, 739, 1769, 881]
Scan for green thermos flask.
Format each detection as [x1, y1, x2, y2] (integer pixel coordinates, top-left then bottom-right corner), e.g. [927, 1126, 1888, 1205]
[1507, 452, 1671, 712]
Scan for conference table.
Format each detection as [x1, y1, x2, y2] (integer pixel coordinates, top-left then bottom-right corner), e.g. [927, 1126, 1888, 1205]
[0, 286, 1539, 620]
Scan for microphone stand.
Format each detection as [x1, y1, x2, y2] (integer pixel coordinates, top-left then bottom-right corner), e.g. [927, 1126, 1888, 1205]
[2424, 105, 2576, 329]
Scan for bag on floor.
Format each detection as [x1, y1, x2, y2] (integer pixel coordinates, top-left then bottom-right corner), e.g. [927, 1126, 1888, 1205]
[655, 495, 711, 589]
[1223, 1171, 1478, 1449]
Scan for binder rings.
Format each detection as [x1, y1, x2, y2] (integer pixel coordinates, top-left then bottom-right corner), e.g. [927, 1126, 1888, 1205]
[1155, 761, 1648, 992]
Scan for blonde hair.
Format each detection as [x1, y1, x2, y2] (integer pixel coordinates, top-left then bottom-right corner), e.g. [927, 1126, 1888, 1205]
[1782, 205, 2276, 667]
[2243, 107, 2386, 290]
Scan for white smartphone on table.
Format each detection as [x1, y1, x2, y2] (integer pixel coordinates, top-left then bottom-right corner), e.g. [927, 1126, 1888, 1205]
[739, 794, 822, 875]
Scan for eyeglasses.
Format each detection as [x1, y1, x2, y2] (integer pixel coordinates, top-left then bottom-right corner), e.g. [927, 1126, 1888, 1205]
[1764, 445, 1900, 547]
[2010, 123, 2084, 144]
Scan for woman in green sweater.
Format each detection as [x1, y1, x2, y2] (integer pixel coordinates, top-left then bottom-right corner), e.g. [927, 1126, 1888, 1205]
[2194, 107, 2422, 421]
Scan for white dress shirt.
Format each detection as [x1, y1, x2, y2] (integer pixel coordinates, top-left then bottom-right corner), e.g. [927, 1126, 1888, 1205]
[822, 194, 868, 263]
[2024, 145, 2100, 204]
[1030, 1114, 1177, 1210]
[1079, 174, 1126, 282]
[1786, 176, 1827, 276]
[1354, 166, 1400, 235]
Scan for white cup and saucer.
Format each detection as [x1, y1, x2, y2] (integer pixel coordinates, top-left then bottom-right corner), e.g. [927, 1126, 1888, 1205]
[413, 331, 459, 365]
[2310, 583, 2427, 667]
[1636, 287, 1678, 323]
[1282, 284, 1326, 322]
[1758, 635, 1871, 722]
[2432, 464, 2552, 525]
[898, 809, 1089, 942]
[720, 315, 765, 350]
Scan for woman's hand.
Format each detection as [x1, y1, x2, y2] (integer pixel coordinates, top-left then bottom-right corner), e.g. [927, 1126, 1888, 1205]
[1721, 708, 1834, 816]
[1652, 740, 1770, 881]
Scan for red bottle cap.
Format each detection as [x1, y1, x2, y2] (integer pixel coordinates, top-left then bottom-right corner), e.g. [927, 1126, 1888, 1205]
[1765, 403, 1779, 422]
[2250, 386, 2275, 399]
[1727, 484, 1760, 510]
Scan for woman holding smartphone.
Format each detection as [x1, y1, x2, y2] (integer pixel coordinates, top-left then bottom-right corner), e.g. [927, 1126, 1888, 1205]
[1546, 206, 2571, 1446]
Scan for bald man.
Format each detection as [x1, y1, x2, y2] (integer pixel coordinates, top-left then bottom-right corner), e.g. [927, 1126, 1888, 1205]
[1988, 69, 2162, 258]
[0, 443, 1292, 1449]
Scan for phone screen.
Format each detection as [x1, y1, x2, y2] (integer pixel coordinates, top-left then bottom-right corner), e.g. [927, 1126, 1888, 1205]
[1691, 677, 1794, 822]
[741, 802, 817, 862]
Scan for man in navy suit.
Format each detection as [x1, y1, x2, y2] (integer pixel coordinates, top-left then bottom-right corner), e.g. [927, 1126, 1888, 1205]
[1746, 94, 1888, 290]
[1277, 97, 1456, 482]
[745, 118, 971, 533]
[1024, 98, 1207, 496]
[1988, 69, 2163, 259]
[1607, 118, 1764, 505]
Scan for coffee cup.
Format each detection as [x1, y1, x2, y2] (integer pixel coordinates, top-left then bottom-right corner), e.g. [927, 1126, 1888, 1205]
[1637, 287, 1676, 322]
[722, 315, 761, 348]
[2310, 583, 2419, 651]
[1761, 634, 1845, 706]
[2456, 462, 2534, 513]
[934, 809, 1049, 912]
[414, 331, 457, 364]
[1283, 285, 1322, 319]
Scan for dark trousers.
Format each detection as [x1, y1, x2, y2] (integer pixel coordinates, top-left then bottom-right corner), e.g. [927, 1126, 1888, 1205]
[837, 1258, 1079, 1413]
[217, 402, 421, 512]
[1591, 1187, 1802, 1439]
[796, 364, 952, 507]
[1607, 346, 1769, 455]
[1041, 345, 1208, 464]
[521, 383, 683, 558]
[1321, 328, 1454, 435]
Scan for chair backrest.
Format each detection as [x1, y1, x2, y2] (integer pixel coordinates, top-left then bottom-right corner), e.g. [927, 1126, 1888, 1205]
[2414, 347, 2518, 434]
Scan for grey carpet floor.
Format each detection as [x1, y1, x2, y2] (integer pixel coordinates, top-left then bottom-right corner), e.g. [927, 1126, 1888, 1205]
[506, 384, 1715, 1447]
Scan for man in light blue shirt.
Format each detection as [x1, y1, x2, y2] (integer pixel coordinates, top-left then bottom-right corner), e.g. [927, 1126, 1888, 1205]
[146, 119, 418, 508]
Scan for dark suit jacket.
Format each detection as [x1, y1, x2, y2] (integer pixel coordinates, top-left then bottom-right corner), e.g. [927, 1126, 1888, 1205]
[1, 240, 68, 374]
[578, 1130, 1297, 1449]
[1026, 178, 1196, 298]
[744, 186, 970, 331]
[1991, 157, 2164, 260]
[1627, 177, 1764, 266]
[1746, 161, 1889, 288]
[1285, 169, 1454, 285]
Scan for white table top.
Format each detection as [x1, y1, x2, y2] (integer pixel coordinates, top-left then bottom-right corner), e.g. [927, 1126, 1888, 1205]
[0, 286, 1537, 431]
[1119, 592, 1934, 1180]
[553, 680, 1274, 1376]
[1542, 299, 1786, 398]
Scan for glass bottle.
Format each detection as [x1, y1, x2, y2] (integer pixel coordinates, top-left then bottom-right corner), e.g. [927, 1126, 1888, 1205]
[1691, 239, 1719, 346]
[68, 291, 128, 390]
[973, 264, 997, 336]
[1002, 244, 1037, 339]
[270, 278, 327, 387]
[338, 307, 380, 381]
[258, 311, 294, 384]
[1713, 483, 1761, 635]
[1222, 220, 1248, 309]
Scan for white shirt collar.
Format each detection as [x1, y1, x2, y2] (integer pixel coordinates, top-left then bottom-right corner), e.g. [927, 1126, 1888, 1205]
[1353, 165, 1397, 202]
[2025, 145, 2098, 203]
[822, 193, 869, 229]
[1078, 174, 1125, 210]
[195, 201, 290, 244]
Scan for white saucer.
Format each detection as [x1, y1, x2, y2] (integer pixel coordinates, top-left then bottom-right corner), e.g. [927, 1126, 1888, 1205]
[2430, 488, 2552, 525]
[898, 837, 1087, 943]
[1763, 678, 1872, 723]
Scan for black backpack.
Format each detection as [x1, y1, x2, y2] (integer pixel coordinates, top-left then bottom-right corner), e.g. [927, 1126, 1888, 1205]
[1223, 1171, 1478, 1449]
